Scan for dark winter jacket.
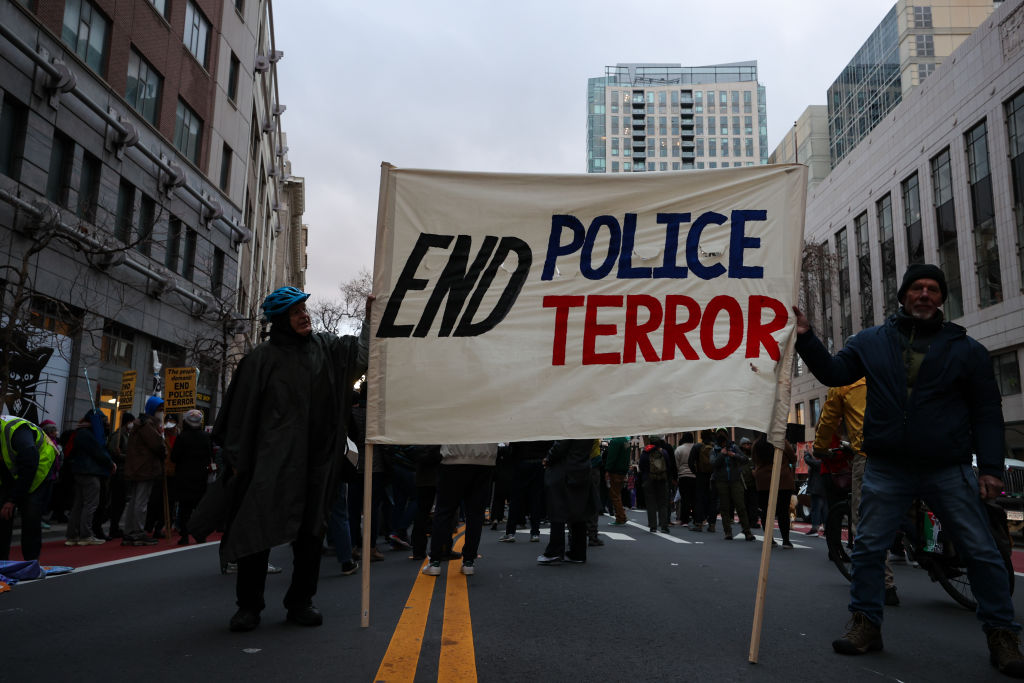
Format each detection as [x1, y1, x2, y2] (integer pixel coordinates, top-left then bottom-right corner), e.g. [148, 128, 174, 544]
[545, 439, 599, 524]
[604, 436, 630, 475]
[69, 425, 113, 478]
[124, 416, 165, 481]
[171, 426, 214, 503]
[212, 323, 368, 563]
[795, 310, 1005, 478]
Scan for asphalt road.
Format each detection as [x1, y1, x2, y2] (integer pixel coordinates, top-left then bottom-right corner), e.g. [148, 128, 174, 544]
[4, 510, 1024, 682]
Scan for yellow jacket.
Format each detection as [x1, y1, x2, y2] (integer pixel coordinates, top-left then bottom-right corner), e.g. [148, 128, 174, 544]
[812, 377, 866, 456]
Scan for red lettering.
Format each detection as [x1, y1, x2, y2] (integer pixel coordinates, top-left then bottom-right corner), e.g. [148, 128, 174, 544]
[661, 295, 701, 361]
[583, 295, 622, 365]
[746, 295, 788, 360]
[701, 295, 743, 360]
[542, 295, 584, 365]
[624, 295, 662, 363]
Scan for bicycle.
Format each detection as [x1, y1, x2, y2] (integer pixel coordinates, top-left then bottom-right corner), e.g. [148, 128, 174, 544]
[826, 487, 1015, 610]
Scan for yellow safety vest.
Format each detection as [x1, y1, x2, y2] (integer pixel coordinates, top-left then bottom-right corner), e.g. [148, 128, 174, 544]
[0, 417, 57, 493]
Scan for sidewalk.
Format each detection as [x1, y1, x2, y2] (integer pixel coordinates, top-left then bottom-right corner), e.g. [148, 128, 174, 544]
[9, 520, 222, 569]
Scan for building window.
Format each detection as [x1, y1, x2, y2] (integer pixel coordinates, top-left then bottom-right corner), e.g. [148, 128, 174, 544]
[165, 216, 181, 271]
[810, 397, 822, 426]
[77, 149, 101, 223]
[706, 91, 715, 112]
[836, 227, 853, 341]
[611, 138, 619, 157]
[624, 162, 631, 171]
[902, 172, 923, 266]
[855, 212, 874, 328]
[136, 194, 155, 257]
[721, 138, 729, 157]
[731, 91, 740, 114]
[993, 351, 1022, 396]
[659, 117, 667, 136]
[660, 162, 668, 171]
[743, 90, 752, 114]
[184, 0, 211, 68]
[100, 321, 134, 367]
[695, 138, 704, 156]
[611, 161, 619, 172]
[610, 90, 618, 114]
[671, 117, 679, 136]
[930, 148, 962, 318]
[745, 138, 753, 157]
[720, 91, 728, 107]
[695, 118, 703, 135]
[219, 143, 232, 191]
[672, 162, 679, 170]
[695, 90, 703, 113]
[183, 228, 197, 281]
[46, 131, 74, 208]
[62, 0, 110, 75]
[1005, 90, 1024, 289]
[966, 120, 1001, 307]
[212, 248, 225, 296]
[708, 139, 716, 157]
[913, 5, 933, 28]
[673, 139, 680, 157]
[28, 296, 79, 337]
[720, 116, 728, 136]
[611, 117, 619, 136]
[918, 63, 936, 84]
[174, 99, 203, 165]
[794, 402, 805, 426]
[876, 193, 898, 316]
[147, 0, 169, 19]
[235, 0, 244, 14]
[126, 48, 162, 125]
[0, 96, 29, 179]
[115, 180, 135, 243]
[915, 34, 934, 57]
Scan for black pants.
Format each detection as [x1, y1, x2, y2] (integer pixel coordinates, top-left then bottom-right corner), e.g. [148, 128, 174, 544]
[692, 473, 717, 525]
[0, 482, 49, 561]
[107, 473, 126, 534]
[757, 489, 793, 543]
[411, 485, 436, 557]
[544, 520, 587, 561]
[236, 530, 324, 611]
[506, 460, 543, 536]
[429, 465, 492, 562]
[676, 477, 695, 524]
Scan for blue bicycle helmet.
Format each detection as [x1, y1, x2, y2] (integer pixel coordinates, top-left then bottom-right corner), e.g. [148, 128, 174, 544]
[261, 286, 310, 319]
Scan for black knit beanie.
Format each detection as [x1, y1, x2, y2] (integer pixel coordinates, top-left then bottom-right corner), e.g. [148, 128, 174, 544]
[897, 263, 947, 304]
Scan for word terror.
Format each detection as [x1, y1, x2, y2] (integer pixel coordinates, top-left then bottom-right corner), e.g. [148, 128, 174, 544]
[542, 294, 788, 366]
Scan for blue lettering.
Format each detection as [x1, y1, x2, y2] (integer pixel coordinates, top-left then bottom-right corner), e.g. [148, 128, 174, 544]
[686, 211, 727, 280]
[617, 213, 651, 279]
[542, 215, 585, 280]
[652, 213, 690, 278]
[581, 215, 621, 280]
[729, 210, 765, 279]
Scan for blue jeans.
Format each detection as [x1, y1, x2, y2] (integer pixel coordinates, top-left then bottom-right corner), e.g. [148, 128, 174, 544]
[851, 459, 1019, 631]
[328, 481, 353, 564]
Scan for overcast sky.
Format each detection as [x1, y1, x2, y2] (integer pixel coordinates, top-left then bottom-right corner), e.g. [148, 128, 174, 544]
[272, 0, 897, 304]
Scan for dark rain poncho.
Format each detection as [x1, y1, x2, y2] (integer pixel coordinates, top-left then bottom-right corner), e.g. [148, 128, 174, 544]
[212, 324, 368, 563]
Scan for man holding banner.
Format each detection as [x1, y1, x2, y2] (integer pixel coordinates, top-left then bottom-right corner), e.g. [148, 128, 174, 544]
[793, 264, 1024, 677]
[215, 286, 369, 633]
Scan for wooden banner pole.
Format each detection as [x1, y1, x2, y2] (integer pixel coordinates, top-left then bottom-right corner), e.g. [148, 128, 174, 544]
[360, 442, 374, 628]
[748, 444, 785, 663]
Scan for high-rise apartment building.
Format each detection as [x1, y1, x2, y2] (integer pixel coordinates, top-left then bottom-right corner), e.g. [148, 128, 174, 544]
[0, 0, 302, 429]
[768, 105, 831, 194]
[828, 0, 997, 168]
[587, 62, 768, 174]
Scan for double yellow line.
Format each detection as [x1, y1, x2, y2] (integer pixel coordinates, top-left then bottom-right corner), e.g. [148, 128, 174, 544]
[373, 529, 477, 682]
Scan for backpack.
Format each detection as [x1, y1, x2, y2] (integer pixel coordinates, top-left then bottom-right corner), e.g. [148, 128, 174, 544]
[648, 447, 667, 480]
[688, 443, 713, 474]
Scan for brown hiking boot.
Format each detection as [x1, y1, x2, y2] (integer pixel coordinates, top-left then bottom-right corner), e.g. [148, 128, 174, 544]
[832, 612, 883, 655]
[988, 628, 1024, 678]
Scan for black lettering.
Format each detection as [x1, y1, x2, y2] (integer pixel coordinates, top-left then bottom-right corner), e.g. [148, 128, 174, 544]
[377, 233, 454, 338]
[455, 236, 532, 336]
[413, 235, 498, 338]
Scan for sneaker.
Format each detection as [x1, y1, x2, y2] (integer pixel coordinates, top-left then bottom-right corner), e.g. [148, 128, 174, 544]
[40, 521, 50, 530]
[832, 611, 883, 655]
[588, 537, 605, 546]
[223, 562, 238, 574]
[529, 534, 540, 543]
[563, 556, 585, 564]
[804, 527, 819, 536]
[267, 563, 282, 574]
[229, 607, 261, 632]
[782, 540, 795, 549]
[660, 527, 670, 534]
[340, 560, 359, 576]
[422, 560, 442, 576]
[537, 554, 562, 565]
[388, 533, 411, 549]
[650, 527, 657, 533]
[885, 586, 900, 606]
[609, 520, 628, 526]
[498, 534, 516, 543]
[461, 560, 475, 576]
[64, 539, 79, 546]
[988, 628, 1024, 677]
[77, 536, 106, 545]
[370, 548, 385, 562]
[745, 532, 756, 542]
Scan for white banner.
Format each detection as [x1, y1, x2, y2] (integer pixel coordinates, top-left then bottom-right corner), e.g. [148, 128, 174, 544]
[366, 163, 807, 445]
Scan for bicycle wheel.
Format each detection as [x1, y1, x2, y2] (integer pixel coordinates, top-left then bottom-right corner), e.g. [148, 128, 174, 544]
[930, 557, 977, 610]
[825, 500, 853, 582]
